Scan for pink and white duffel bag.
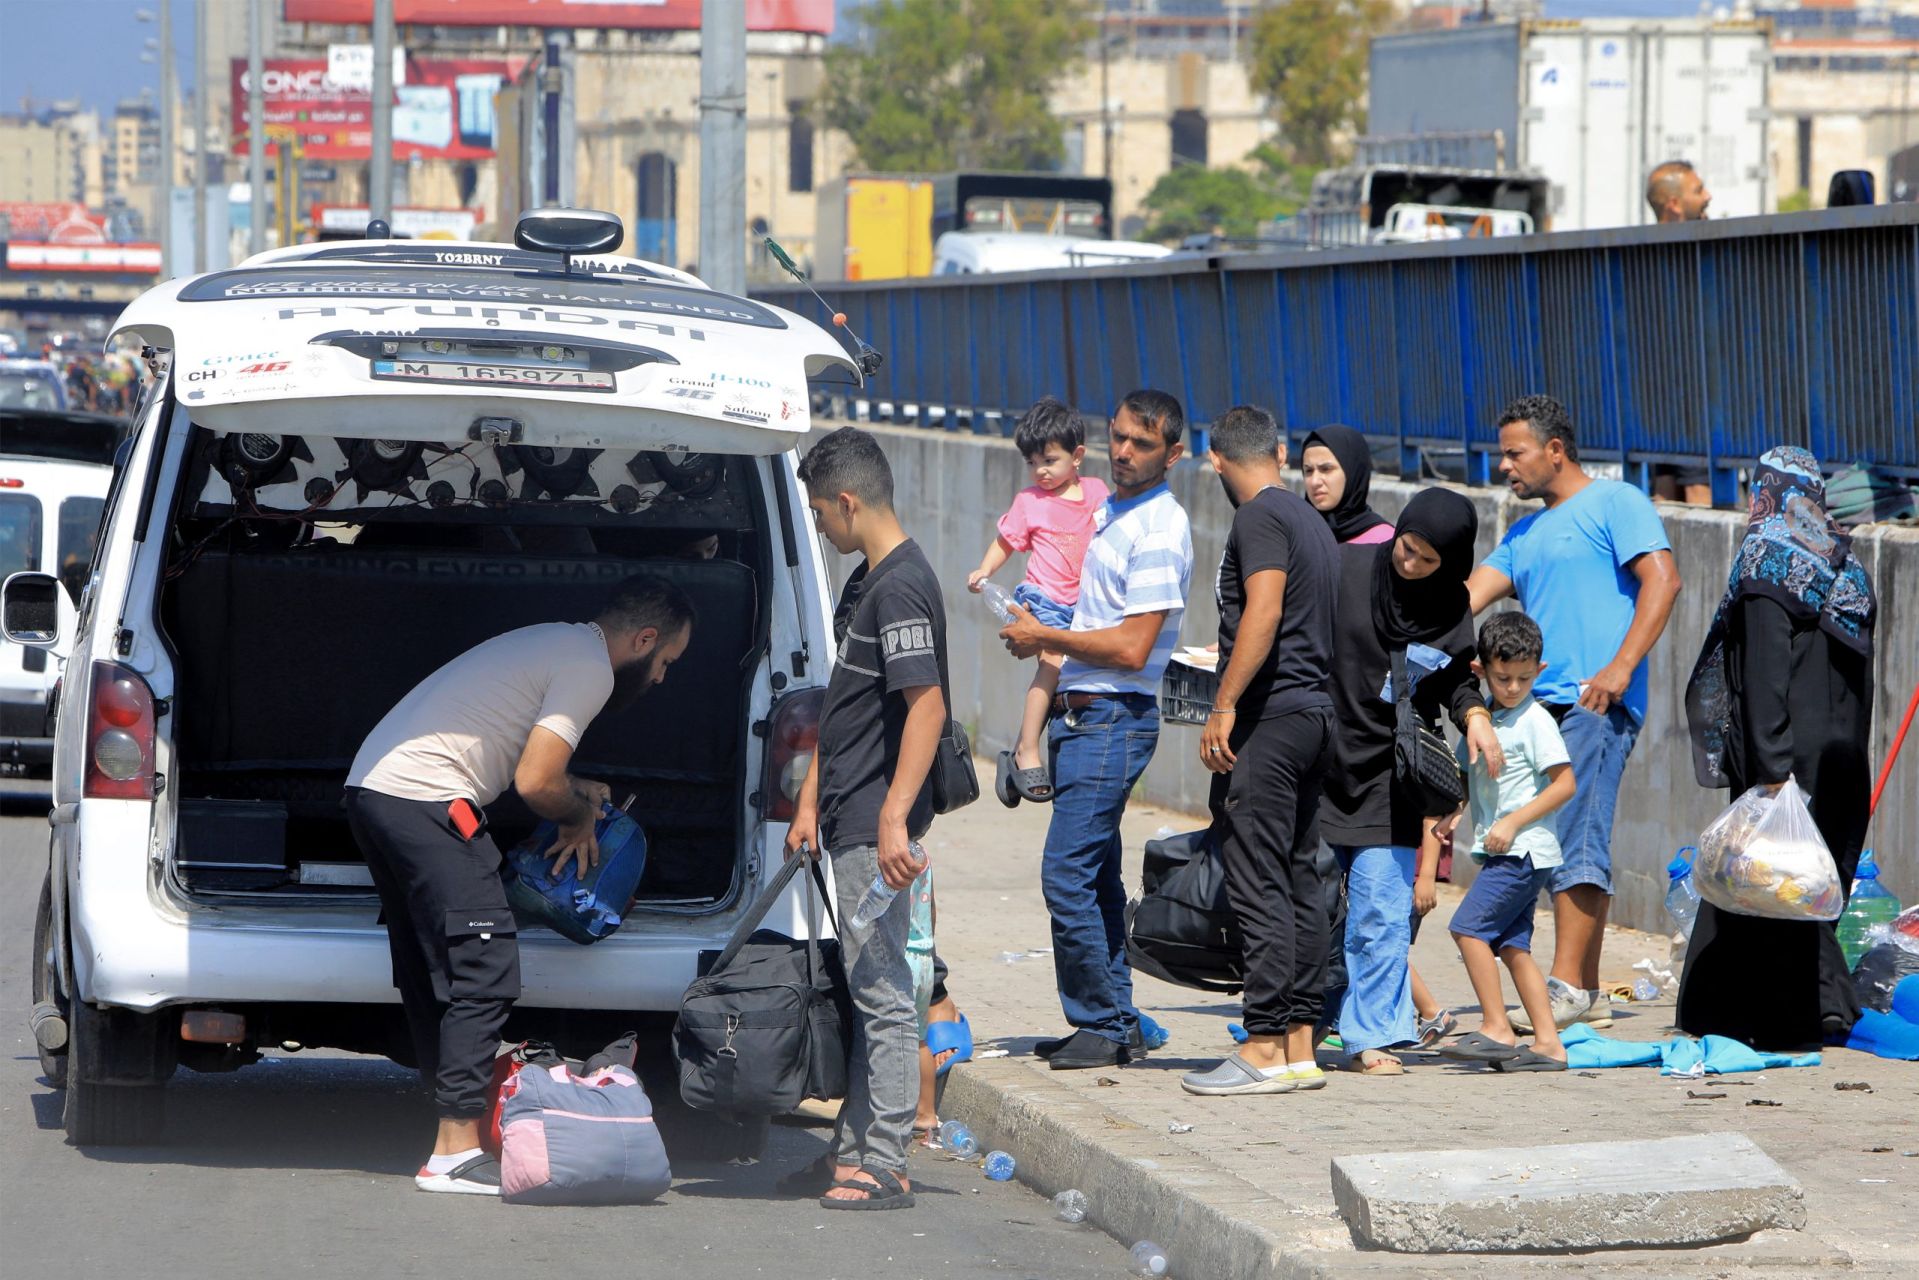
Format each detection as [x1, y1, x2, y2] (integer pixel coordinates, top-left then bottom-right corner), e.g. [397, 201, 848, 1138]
[499, 1033, 672, 1205]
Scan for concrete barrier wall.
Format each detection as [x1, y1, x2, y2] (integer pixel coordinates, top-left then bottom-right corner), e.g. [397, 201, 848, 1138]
[806, 423, 1918, 934]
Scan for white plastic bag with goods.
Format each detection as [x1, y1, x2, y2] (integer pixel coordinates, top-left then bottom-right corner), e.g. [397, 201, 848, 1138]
[1692, 778, 1844, 921]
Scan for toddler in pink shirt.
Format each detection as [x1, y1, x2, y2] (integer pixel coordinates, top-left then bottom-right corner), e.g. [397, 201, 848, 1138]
[968, 397, 1109, 805]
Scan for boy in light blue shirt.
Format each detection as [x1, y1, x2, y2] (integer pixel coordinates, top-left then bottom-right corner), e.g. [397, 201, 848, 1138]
[1438, 612, 1577, 1071]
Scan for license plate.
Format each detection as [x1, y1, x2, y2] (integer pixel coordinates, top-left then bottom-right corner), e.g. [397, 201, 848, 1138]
[371, 359, 615, 392]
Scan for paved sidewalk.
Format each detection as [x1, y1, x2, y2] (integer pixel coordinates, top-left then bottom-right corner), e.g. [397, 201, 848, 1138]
[922, 760, 1919, 1279]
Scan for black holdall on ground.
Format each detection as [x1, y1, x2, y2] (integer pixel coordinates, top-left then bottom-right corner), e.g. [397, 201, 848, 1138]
[1125, 826, 1245, 994]
[1392, 648, 1465, 817]
[676, 854, 852, 1117]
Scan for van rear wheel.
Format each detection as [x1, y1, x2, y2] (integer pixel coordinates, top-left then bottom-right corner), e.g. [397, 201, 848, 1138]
[31, 873, 69, 1088]
[63, 999, 170, 1146]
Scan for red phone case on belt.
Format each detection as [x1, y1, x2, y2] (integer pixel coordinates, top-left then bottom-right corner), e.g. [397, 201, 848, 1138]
[448, 798, 482, 840]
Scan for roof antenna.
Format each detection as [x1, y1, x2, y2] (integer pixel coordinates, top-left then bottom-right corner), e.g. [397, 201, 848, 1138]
[763, 236, 883, 379]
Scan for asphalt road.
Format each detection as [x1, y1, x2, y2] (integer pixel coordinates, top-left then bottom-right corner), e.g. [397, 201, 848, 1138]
[0, 789, 1134, 1279]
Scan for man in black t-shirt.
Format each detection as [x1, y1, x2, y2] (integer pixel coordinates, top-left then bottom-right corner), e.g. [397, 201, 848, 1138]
[784, 427, 944, 1210]
[1183, 406, 1341, 1099]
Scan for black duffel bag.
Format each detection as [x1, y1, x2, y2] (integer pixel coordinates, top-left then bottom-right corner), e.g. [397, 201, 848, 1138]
[1125, 826, 1245, 994]
[676, 854, 852, 1117]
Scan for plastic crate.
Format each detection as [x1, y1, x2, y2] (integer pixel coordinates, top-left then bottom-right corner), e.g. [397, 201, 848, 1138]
[1160, 657, 1218, 726]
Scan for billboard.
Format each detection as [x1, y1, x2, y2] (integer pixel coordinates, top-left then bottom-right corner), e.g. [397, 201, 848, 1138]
[230, 54, 523, 160]
[2, 243, 163, 273]
[281, 0, 834, 34]
[0, 202, 139, 245]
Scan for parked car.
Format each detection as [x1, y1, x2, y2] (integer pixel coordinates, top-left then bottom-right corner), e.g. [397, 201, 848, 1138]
[0, 359, 71, 412]
[5, 209, 860, 1146]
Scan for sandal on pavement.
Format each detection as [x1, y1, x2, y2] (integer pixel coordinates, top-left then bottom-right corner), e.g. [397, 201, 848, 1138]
[1351, 1049, 1404, 1075]
[994, 752, 1021, 809]
[776, 1153, 840, 1196]
[1435, 1031, 1523, 1063]
[1415, 1010, 1459, 1047]
[820, 1166, 916, 1211]
[1492, 1047, 1569, 1072]
[926, 1013, 973, 1078]
[1180, 1054, 1298, 1096]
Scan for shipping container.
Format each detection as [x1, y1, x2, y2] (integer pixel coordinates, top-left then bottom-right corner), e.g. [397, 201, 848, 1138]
[1369, 19, 1771, 230]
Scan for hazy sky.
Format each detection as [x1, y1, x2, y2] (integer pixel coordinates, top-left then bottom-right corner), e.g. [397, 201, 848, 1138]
[1, 0, 207, 119]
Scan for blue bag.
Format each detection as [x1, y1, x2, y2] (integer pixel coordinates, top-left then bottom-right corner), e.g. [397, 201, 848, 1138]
[505, 802, 648, 945]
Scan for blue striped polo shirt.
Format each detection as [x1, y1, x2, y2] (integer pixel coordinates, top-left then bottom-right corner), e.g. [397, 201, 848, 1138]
[1059, 482, 1193, 698]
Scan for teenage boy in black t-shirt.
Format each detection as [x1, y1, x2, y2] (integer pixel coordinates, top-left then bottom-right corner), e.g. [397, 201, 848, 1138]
[782, 427, 945, 1211]
[1183, 405, 1341, 1098]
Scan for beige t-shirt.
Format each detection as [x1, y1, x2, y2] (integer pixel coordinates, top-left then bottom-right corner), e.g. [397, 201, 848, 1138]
[347, 622, 616, 806]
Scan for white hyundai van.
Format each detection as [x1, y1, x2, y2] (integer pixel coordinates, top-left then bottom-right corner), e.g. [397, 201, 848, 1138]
[7, 210, 856, 1146]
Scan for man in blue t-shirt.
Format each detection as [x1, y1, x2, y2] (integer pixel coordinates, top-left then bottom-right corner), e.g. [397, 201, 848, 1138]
[1467, 395, 1683, 1035]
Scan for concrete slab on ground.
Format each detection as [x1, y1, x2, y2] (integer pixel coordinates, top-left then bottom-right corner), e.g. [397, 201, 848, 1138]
[1329, 1131, 1806, 1253]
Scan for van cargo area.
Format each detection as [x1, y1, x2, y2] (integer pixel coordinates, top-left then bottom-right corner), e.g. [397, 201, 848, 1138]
[158, 427, 770, 912]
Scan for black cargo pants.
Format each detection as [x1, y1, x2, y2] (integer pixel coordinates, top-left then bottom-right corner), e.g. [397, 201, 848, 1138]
[344, 787, 520, 1119]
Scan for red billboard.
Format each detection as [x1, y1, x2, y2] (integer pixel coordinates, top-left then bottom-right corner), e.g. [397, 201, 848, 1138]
[230, 54, 524, 160]
[282, 0, 834, 33]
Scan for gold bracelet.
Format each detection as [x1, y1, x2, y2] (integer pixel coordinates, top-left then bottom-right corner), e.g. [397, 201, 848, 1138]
[1463, 705, 1493, 722]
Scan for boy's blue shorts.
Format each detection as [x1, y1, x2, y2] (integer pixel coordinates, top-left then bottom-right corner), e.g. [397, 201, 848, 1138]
[1450, 854, 1547, 953]
[1014, 582, 1074, 630]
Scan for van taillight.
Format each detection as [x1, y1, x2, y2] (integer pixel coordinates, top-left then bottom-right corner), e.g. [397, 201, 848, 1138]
[764, 688, 824, 822]
[86, 661, 156, 800]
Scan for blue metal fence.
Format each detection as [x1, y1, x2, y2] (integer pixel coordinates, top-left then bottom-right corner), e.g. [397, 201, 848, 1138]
[757, 205, 1919, 493]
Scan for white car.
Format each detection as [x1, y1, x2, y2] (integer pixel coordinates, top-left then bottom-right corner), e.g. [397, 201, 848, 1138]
[931, 230, 1173, 275]
[6, 209, 859, 1146]
[1, 427, 114, 775]
[0, 358, 71, 411]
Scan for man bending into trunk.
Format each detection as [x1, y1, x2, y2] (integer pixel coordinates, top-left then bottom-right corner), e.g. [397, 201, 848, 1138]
[344, 574, 694, 1195]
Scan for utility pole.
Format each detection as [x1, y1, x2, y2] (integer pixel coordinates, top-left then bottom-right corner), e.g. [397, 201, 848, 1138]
[1100, 13, 1112, 183]
[193, 0, 207, 273]
[159, 0, 174, 277]
[370, 0, 394, 225]
[249, 0, 266, 254]
[698, 0, 747, 294]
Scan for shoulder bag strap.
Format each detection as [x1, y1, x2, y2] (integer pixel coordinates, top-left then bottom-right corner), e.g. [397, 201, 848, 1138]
[709, 854, 805, 974]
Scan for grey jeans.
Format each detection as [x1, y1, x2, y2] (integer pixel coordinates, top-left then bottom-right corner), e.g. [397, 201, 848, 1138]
[827, 840, 921, 1175]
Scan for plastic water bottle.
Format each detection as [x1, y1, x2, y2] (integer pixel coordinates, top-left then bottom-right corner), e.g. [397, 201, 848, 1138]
[938, 1119, 979, 1160]
[1130, 1241, 1169, 1276]
[1053, 1189, 1089, 1223]
[983, 1150, 1016, 1181]
[1665, 847, 1701, 941]
[1838, 850, 1903, 970]
[849, 847, 928, 929]
[979, 580, 1017, 624]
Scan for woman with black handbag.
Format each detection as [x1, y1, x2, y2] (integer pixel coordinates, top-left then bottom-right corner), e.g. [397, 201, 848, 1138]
[1319, 489, 1499, 1075]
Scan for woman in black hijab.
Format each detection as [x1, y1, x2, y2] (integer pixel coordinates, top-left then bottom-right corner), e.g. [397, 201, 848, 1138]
[1320, 489, 1496, 1073]
[1301, 425, 1393, 546]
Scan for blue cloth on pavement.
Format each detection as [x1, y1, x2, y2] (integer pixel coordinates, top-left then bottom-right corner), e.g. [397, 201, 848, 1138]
[1842, 977, 1919, 1060]
[1558, 1024, 1821, 1074]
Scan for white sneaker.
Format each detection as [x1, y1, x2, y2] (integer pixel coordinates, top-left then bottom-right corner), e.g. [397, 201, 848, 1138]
[1579, 989, 1615, 1029]
[415, 1151, 502, 1195]
[1508, 977, 1591, 1033]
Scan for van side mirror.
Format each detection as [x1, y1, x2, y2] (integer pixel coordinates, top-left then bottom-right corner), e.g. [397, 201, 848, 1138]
[2, 572, 61, 648]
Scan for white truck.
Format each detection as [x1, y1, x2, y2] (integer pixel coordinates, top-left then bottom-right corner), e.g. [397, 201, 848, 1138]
[1368, 18, 1772, 230]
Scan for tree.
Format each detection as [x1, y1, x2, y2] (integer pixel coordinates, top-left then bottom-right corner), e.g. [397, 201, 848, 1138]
[1248, 0, 1394, 168]
[1139, 145, 1318, 242]
[821, 0, 1093, 173]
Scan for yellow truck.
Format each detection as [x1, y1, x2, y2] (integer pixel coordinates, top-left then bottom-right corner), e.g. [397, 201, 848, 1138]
[814, 172, 1116, 281]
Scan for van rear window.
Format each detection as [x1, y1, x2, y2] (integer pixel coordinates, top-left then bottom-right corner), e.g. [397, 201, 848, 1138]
[0, 491, 43, 576]
[57, 496, 104, 592]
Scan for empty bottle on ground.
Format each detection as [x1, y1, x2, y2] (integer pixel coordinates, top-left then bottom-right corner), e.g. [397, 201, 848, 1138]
[983, 1150, 1016, 1180]
[1838, 850, 1903, 970]
[1054, 1188, 1088, 1222]
[938, 1119, 979, 1160]
[1130, 1241, 1169, 1276]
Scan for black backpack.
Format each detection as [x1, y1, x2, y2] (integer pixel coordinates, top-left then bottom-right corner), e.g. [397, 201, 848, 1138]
[1125, 826, 1245, 994]
[676, 856, 852, 1117]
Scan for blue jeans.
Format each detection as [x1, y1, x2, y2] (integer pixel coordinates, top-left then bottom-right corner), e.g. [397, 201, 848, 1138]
[1042, 693, 1159, 1042]
[1332, 845, 1417, 1055]
[1013, 582, 1074, 630]
[1548, 704, 1640, 896]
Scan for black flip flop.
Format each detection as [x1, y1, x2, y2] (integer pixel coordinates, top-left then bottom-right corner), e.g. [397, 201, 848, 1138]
[994, 751, 1021, 809]
[1435, 1031, 1524, 1063]
[1492, 1047, 1569, 1072]
[820, 1166, 916, 1211]
[776, 1153, 839, 1196]
[1008, 761, 1054, 802]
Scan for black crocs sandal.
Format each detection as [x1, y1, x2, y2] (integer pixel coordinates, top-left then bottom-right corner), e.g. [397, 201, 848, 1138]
[820, 1166, 916, 1211]
[776, 1153, 840, 1196]
[1008, 760, 1054, 803]
[1435, 1031, 1523, 1063]
[1492, 1047, 1569, 1072]
[994, 751, 1021, 809]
